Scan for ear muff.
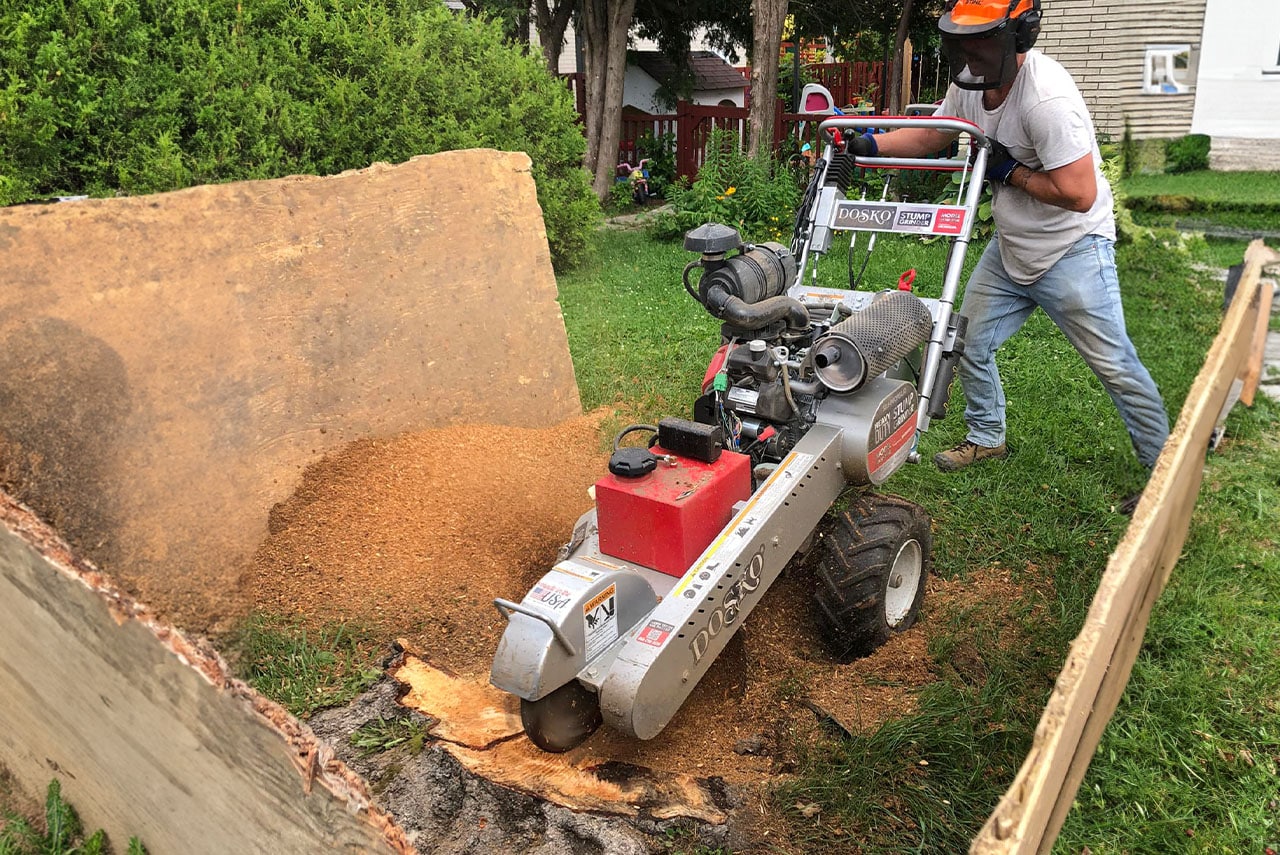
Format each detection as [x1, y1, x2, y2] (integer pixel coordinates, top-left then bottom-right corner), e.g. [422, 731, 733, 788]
[1014, 2, 1041, 52]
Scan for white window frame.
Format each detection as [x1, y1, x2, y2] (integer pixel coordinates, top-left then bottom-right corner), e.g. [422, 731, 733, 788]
[1142, 44, 1195, 94]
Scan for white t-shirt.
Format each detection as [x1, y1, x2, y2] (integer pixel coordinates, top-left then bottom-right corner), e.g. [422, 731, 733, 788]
[939, 50, 1115, 284]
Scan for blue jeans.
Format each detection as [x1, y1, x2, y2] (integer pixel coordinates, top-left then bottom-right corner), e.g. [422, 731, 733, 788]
[957, 235, 1170, 468]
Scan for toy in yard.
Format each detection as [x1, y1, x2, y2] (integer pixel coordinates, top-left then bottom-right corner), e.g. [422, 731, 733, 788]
[616, 158, 652, 205]
[493, 116, 996, 752]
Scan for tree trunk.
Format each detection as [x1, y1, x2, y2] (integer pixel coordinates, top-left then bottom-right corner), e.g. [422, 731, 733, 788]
[746, 0, 788, 160]
[581, 0, 637, 201]
[887, 0, 914, 115]
[535, 0, 574, 75]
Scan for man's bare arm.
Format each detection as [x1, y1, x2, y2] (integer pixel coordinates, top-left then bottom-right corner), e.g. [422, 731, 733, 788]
[865, 127, 959, 158]
[1006, 153, 1097, 212]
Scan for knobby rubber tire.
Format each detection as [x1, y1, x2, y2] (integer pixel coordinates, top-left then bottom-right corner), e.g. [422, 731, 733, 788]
[812, 492, 932, 663]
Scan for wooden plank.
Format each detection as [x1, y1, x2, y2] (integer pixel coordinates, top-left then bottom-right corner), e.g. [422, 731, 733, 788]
[0, 494, 412, 854]
[1240, 270, 1278, 406]
[970, 239, 1272, 854]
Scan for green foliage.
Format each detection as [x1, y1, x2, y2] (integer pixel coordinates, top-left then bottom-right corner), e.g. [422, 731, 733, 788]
[1120, 169, 1280, 206]
[0, 0, 597, 267]
[227, 613, 383, 719]
[350, 716, 431, 758]
[1116, 168, 1280, 238]
[1165, 133, 1211, 174]
[606, 179, 636, 213]
[635, 130, 677, 198]
[0, 780, 143, 855]
[648, 129, 799, 245]
[777, 56, 818, 107]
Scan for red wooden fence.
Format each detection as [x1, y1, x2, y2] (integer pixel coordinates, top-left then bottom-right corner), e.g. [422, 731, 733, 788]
[568, 59, 926, 181]
[619, 101, 871, 178]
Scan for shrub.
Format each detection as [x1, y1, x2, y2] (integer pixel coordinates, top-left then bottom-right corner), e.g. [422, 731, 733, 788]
[0, 0, 597, 268]
[649, 129, 799, 245]
[1164, 133, 1210, 174]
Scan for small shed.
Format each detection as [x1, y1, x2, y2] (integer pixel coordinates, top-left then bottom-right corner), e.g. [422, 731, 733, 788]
[623, 50, 748, 114]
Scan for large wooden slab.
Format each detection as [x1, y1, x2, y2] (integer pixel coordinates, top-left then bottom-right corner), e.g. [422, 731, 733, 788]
[0, 151, 580, 630]
[0, 493, 412, 853]
[971, 240, 1278, 853]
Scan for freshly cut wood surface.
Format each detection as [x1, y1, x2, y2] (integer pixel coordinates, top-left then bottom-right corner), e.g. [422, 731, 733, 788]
[0, 150, 579, 634]
[0, 492, 412, 854]
[395, 655, 730, 824]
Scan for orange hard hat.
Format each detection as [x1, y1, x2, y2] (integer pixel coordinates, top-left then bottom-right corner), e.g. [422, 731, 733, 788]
[940, 0, 1041, 49]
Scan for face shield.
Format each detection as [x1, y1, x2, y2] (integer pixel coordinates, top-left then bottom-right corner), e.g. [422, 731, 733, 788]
[942, 26, 1019, 90]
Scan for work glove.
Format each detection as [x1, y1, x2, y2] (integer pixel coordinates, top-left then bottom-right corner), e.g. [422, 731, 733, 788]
[846, 131, 878, 158]
[983, 139, 1023, 185]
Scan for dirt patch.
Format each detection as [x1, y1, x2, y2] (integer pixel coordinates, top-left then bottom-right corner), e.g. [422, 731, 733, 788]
[248, 412, 1046, 845]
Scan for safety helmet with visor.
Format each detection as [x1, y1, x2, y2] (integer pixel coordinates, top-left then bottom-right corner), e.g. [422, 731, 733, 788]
[939, 0, 1042, 91]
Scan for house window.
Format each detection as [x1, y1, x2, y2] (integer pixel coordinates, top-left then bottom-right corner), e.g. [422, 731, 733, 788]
[1143, 45, 1194, 94]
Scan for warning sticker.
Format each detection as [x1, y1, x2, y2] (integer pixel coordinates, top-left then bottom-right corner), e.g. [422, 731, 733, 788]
[634, 619, 675, 648]
[583, 584, 619, 659]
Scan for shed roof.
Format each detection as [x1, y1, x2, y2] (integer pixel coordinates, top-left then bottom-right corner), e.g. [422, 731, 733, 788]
[631, 50, 747, 91]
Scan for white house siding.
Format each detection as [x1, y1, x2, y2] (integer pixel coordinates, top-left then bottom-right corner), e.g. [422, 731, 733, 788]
[1036, 0, 1206, 141]
[1190, 0, 1280, 169]
[694, 87, 746, 108]
[623, 65, 664, 113]
[544, 24, 735, 75]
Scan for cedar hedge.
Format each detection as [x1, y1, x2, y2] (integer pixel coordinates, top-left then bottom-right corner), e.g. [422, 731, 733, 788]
[0, 0, 598, 268]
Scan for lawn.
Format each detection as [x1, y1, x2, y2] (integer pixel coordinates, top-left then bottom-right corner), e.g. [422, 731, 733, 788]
[1120, 170, 1280, 206]
[556, 226, 1280, 853]
[1119, 171, 1280, 237]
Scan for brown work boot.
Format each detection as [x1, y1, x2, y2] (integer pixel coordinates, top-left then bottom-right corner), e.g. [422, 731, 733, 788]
[933, 439, 1008, 472]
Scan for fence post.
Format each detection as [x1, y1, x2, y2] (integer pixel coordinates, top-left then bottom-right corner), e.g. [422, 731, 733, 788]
[772, 98, 784, 156]
[677, 101, 695, 180]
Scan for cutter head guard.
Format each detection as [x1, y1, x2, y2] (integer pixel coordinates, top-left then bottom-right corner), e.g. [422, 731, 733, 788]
[939, 0, 1042, 90]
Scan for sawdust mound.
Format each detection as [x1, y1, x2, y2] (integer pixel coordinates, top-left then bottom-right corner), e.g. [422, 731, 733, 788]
[249, 412, 612, 668]
[249, 411, 1038, 784]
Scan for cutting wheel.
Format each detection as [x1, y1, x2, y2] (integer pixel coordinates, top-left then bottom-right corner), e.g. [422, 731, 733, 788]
[520, 679, 603, 753]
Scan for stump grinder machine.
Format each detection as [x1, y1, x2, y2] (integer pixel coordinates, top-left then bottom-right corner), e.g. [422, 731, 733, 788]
[492, 116, 994, 752]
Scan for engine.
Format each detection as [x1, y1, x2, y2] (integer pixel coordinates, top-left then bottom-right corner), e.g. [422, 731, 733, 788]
[682, 223, 936, 486]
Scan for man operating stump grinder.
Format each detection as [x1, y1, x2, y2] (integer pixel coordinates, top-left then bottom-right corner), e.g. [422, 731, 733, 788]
[860, 0, 1170, 511]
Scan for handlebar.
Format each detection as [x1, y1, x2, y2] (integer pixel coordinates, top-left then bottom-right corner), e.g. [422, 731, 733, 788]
[817, 116, 989, 170]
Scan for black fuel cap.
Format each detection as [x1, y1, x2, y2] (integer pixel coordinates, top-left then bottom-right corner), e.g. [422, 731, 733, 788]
[608, 447, 658, 477]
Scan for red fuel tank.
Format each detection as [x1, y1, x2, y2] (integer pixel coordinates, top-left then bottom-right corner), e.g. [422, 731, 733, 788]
[594, 447, 752, 576]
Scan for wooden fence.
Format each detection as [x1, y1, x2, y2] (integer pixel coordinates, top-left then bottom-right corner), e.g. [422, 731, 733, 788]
[618, 101, 852, 178]
[566, 59, 926, 181]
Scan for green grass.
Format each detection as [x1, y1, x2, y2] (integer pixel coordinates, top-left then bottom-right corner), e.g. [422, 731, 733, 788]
[225, 614, 384, 719]
[559, 225, 1280, 852]
[1119, 170, 1280, 236]
[557, 228, 978, 420]
[0, 779, 145, 855]
[1120, 171, 1280, 207]
[350, 716, 431, 758]
[1131, 209, 1280, 236]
